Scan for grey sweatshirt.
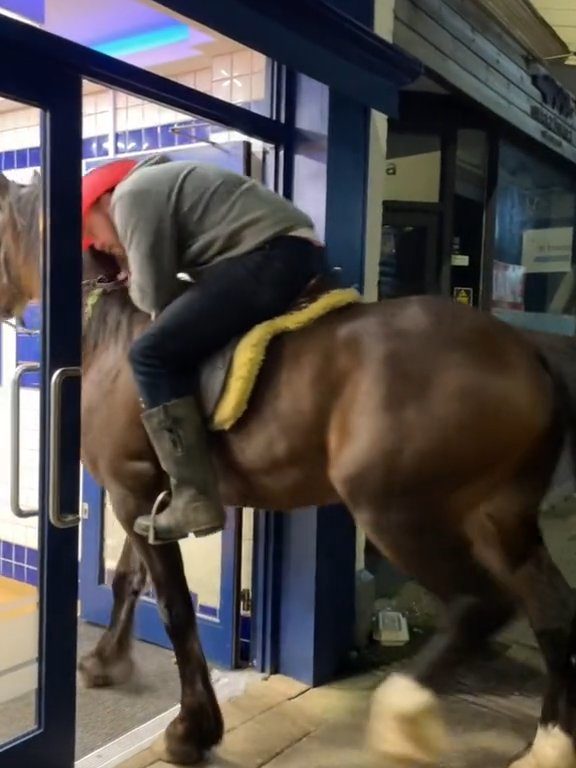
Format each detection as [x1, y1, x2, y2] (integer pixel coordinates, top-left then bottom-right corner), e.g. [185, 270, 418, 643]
[110, 154, 314, 315]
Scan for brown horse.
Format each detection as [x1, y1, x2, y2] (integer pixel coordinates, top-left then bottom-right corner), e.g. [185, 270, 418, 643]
[1, 172, 576, 768]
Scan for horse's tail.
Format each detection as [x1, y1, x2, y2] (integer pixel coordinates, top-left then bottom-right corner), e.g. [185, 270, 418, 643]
[525, 330, 576, 501]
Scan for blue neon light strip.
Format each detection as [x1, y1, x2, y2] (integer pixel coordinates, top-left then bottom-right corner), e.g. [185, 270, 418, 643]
[92, 23, 189, 58]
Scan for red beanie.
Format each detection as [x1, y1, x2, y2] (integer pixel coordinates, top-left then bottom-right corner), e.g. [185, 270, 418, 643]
[82, 159, 138, 250]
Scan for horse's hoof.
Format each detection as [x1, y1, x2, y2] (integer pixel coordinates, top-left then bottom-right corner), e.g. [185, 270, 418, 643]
[366, 673, 448, 765]
[78, 651, 135, 689]
[507, 726, 576, 768]
[151, 730, 203, 766]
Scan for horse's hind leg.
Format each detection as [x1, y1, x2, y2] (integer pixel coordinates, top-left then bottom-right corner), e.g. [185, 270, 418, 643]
[110, 486, 223, 766]
[409, 590, 515, 690]
[78, 535, 147, 688]
[470, 506, 576, 768]
[349, 501, 516, 765]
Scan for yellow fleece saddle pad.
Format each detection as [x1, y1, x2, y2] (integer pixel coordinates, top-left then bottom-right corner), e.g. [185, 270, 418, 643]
[200, 287, 361, 431]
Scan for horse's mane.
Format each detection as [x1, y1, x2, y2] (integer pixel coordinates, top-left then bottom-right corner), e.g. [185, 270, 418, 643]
[82, 247, 148, 361]
[83, 288, 144, 357]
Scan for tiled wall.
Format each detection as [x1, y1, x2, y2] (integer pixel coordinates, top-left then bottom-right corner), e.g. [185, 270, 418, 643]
[0, 541, 38, 585]
[0, 48, 267, 173]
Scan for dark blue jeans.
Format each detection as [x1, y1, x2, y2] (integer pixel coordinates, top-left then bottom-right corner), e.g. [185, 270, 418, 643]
[129, 235, 326, 409]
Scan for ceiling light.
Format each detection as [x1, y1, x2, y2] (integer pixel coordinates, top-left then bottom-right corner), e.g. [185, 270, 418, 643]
[0, 6, 40, 26]
[92, 24, 190, 59]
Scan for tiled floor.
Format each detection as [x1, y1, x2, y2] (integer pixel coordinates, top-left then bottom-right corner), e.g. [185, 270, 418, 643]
[118, 644, 545, 768]
[0, 575, 38, 743]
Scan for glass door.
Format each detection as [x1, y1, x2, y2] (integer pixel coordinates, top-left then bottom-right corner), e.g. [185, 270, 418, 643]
[79, 86, 272, 670]
[0, 38, 82, 768]
[379, 206, 440, 299]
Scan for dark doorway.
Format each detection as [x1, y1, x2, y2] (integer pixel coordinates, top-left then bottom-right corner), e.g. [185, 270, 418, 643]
[379, 204, 441, 299]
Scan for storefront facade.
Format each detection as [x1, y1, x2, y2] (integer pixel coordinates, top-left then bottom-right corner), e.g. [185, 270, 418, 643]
[379, 0, 576, 334]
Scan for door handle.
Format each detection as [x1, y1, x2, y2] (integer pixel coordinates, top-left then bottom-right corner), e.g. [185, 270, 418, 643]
[10, 363, 41, 518]
[49, 366, 81, 529]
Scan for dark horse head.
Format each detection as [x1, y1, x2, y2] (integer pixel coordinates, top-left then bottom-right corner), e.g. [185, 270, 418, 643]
[0, 170, 42, 320]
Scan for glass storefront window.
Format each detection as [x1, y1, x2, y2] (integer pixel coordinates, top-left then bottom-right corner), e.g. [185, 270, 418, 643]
[24, 0, 273, 116]
[492, 141, 576, 315]
[0, 81, 274, 175]
[452, 129, 489, 306]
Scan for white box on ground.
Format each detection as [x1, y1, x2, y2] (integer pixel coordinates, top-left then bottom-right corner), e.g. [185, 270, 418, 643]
[373, 609, 410, 646]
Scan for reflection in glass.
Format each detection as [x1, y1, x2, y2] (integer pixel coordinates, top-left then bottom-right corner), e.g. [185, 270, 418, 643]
[492, 141, 576, 315]
[0, 103, 42, 745]
[379, 224, 432, 298]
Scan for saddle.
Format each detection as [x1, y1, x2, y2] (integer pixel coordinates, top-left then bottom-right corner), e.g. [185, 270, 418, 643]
[83, 249, 361, 431]
[198, 273, 360, 431]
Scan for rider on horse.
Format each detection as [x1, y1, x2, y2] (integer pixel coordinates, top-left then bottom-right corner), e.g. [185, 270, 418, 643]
[82, 154, 325, 545]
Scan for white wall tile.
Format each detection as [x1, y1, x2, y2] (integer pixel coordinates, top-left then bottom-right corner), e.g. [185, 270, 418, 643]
[212, 54, 233, 81]
[95, 92, 111, 113]
[233, 50, 252, 77]
[194, 69, 212, 95]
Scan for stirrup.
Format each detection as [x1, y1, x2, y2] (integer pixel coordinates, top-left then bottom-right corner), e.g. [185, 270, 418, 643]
[148, 490, 171, 545]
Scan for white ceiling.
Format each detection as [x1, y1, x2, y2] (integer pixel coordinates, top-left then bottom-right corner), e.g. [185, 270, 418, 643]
[530, 0, 576, 53]
[0, 0, 242, 69]
[0, 0, 249, 111]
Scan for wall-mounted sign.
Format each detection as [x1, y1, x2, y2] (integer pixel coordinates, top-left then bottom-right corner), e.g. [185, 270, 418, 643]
[522, 226, 574, 273]
[530, 68, 575, 120]
[453, 287, 473, 306]
[492, 261, 525, 311]
[530, 104, 573, 144]
[528, 64, 575, 146]
[451, 253, 470, 266]
[384, 151, 441, 204]
[451, 237, 470, 266]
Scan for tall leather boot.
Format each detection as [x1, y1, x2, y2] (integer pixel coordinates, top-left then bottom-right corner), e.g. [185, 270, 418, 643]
[133, 396, 226, 544]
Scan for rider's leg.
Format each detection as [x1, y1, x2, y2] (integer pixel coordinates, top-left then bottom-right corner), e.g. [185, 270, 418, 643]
[129, 236, 325, 543]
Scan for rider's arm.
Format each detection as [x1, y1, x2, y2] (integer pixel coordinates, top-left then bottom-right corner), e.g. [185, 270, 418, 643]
[111, 184, 180, 316]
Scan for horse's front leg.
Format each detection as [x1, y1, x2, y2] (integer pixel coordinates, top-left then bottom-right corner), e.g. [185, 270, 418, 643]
[78, 535, 147, 688]
[109, 485, 224, 766]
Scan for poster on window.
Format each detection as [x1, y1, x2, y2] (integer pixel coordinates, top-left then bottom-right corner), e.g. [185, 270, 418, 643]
[492, 261, 525, 310]
[521, 227, 574, 273]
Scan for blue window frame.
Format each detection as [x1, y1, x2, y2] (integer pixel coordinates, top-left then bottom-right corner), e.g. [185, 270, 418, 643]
[0, 37, 83, 768]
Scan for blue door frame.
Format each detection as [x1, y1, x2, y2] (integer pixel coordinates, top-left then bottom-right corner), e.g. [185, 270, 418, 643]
[0, 38, 83, 768]
[79, 471, 241, 668]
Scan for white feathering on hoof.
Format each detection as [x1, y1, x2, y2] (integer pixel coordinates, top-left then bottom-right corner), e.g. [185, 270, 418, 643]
[509, 727, 576, 768]
[366, 673, 449, 765]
